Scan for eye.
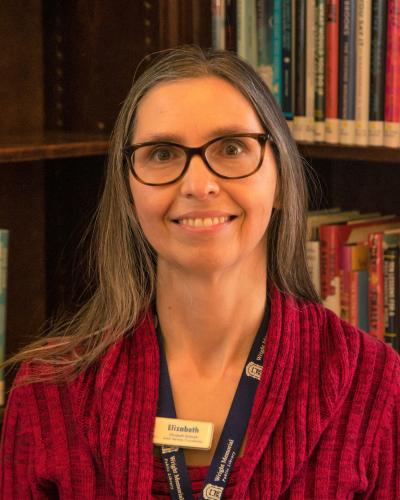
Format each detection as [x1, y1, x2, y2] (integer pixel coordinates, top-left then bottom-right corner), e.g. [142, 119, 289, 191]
[222, 140, 247, 157]
[150, 146, 175, 161]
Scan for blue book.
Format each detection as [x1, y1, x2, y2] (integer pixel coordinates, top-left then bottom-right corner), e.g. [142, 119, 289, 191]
[0, 229, 9, 406]
[272, 0, 283, 107]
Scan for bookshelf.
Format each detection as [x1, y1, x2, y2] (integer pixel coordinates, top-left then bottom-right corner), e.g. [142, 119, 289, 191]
[1, 0, 399, 425]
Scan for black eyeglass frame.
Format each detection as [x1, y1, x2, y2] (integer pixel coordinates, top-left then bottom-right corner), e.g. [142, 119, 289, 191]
[122, 132, 273, 186]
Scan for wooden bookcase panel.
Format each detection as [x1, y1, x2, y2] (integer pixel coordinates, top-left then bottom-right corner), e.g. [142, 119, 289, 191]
[0, 162, 46, 359]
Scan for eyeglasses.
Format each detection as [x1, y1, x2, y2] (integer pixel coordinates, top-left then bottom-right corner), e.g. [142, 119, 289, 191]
[123, 132, 272, 186]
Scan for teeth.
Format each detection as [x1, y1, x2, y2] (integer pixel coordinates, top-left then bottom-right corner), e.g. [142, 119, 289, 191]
[179, 216, 231, 227]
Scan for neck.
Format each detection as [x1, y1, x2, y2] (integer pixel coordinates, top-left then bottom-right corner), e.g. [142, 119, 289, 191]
[156, 261, 267, 377]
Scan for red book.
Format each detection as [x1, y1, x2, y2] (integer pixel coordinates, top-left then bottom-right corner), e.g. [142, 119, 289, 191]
[368, 232, 385, 341]
[325, 0, 340, 142]
[384, 0, 400, 147]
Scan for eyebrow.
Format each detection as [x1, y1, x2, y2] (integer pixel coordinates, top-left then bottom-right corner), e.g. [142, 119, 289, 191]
[134, 126, 261, 144]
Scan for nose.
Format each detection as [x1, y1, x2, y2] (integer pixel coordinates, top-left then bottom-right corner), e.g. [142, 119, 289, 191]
[179, 153, 220, 199]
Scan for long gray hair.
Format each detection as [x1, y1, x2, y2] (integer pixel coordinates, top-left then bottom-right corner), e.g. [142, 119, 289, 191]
[4, 45, 319, 386]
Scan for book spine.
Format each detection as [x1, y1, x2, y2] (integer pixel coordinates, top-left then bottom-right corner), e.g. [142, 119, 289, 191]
[349, 270, 359, 327]
[320, 225, 341, 315]
[314, 0, 325, 141]
[293, 0, 308, 140]
[247, 0, 258, 66]
[325, 0, 340, 143]
[368, 232, 385, 341]
[340, 245, 352, 321]
[306, 240, 321, 295]
[272, 0, 283, 107]
[256, 0, 273, 88]
[305, 0, 315, 141]
[225, 0, 237, 51]
[355, 0, 372, 145]
[212, 0, 226, 49]
[357, 270, 370, 332]
[369, 0, 388, 145]
[384, 0, 400, 148]
[236, 0, 246, 60]
[0, 229, 9, 407]
[384, 246, 399, 350]
[339, 0, 357, 144]
[282, 0, 293, 120]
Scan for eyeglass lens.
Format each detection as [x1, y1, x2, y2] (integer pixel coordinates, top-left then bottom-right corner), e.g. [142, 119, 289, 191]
[131, 136, 262, 184]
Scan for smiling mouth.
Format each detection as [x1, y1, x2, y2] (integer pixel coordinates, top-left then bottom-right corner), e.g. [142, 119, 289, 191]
[173, 215, 237, 227]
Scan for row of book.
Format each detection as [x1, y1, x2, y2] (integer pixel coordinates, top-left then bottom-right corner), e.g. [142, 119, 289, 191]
[0, 229, 9, 406]
[307, 209, 400, 352]
[211, 0, 400, 147]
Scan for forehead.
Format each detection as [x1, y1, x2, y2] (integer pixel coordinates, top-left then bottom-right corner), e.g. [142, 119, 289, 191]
[132, 76, 263, 143]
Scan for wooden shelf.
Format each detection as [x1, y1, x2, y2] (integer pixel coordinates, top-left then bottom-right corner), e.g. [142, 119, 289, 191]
[298, 142, 400, 163]
[1, 134, 399, 165]
[0, 132, 109, 163]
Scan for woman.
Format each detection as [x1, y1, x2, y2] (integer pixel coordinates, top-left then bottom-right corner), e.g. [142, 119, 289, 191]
[1, 46, 399, 499]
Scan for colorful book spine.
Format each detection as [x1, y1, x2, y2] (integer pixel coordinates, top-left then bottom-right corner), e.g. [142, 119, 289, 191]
[272, 0, 283, 107]
[384, 0, 400, 148]
[325, 0, 340, 143]
[212, 0, 226, 49]
[384, 246, 399, 350]
[338, 0, 357, 144]
[282, 0, 293, 121]
[305, 0, 315, 141]
[314, 0, 325, 141]
[225, 0, 237, 51]
[293, 0, 308, 140]
[355, 0, 372, 145]
[368, 232, 385, 341]
[369, 0, 388, 145]
[0, 229, 9, 407]
[320, 224, 342, 315]
[256, 0, 273, 88]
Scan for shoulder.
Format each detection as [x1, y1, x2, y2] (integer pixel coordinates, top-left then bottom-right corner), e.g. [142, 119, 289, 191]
[273, 287, 399, 412]
[6, 313, 159, 420]
[291, 292, 399, 408]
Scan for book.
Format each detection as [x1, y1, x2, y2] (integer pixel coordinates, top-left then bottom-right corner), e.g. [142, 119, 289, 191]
[314, 0, 326, 141]
[256, 0, 272, 87]
[293, 0, 308, 140]
[0, 229, 9, 407]
[349, 270, 369, 331]
[369, 0, 388, 146]
[237, 0, 257, 66]
[325, 0, 340, 143]
[305, 0, 315, 141]
[212, 0, 226, 49]
[282, 0, 293, 121]
[383, 229, 400, 351]
[338, 0, 357, 144]
[340, 243, 369, 323]
[225, 0, 237, 51]
[384, 0, 400, 148]
[368, 232, 385, 341]
[355, 0, 372, 145]
[272, 0, 283, 107]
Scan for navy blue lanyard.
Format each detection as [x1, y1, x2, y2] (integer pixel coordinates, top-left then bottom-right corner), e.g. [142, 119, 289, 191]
[155, 303, 269, 500]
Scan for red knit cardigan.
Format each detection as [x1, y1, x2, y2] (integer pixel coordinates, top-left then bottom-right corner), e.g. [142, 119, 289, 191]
[1, 286, 399, 499]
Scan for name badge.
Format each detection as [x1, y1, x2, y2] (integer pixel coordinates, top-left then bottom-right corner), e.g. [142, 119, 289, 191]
[153, 417, 214, 450]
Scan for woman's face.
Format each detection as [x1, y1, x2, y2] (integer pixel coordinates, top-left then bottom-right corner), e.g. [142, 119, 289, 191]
[129, 76, 278, 275]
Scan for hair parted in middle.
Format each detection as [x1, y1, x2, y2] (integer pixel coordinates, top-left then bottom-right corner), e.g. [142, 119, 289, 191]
[4, 45, 319, 385]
